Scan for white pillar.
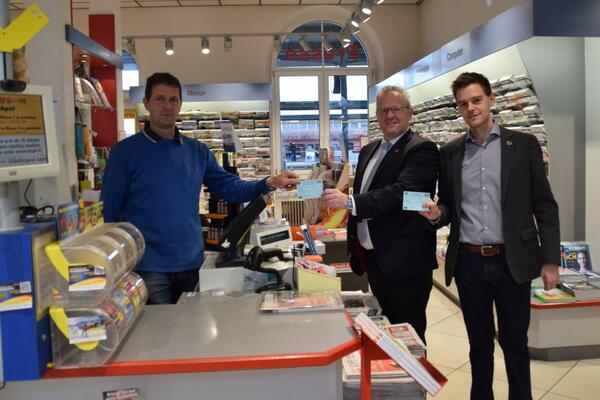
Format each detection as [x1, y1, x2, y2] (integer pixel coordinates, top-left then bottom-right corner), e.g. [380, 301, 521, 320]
[23, 0, 77, 207]
[585, 38, 600, 260]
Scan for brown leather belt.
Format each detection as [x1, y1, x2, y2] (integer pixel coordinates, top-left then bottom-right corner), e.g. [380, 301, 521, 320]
[462, 243, 504, 256]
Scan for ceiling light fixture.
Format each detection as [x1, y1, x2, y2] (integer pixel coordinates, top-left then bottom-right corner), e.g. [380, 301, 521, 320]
[224, 36, 232, 53]
[165, 38, 174, 55]
[377, 0, 384, 3]
[321, 36, 333, 52]
[339, 28, 352, 44]
[361, 0, 374, 16]
[201, 37, 210, 55]
[298, 36, 311, 52]
[348, 22, 360, 35]
[350, 13, 361, 28]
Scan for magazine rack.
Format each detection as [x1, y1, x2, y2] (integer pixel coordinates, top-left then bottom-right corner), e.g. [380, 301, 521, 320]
[359, 330, 448, 399]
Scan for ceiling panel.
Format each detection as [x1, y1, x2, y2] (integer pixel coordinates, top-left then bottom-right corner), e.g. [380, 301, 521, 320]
[72, 2, 91, 9]
[380, 0, 421, 4]
[261, 0, 301, 4]
[137, 0, 182, 5]
[300, 0, 340, 4]
[219, 0, 261, 5]
[179, 0, 221, 5]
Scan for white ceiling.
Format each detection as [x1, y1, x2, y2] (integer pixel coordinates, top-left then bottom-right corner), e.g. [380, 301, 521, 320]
[9, 0, 424, 9]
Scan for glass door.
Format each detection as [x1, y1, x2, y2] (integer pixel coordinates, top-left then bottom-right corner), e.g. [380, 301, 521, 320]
[278, 75, 321, 171]
[327, 74, 369, 168]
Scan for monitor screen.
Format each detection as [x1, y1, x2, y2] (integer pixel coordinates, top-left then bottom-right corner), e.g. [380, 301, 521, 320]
[0, 85, 59, 182]
[219, 194, 267, 260]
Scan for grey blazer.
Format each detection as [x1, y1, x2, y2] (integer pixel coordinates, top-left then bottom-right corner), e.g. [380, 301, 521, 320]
[436, 126, 560, 285]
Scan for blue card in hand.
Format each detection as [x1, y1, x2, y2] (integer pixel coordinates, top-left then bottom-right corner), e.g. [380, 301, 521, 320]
[297, 179, 323, 199]
[403, 191, 430, 212]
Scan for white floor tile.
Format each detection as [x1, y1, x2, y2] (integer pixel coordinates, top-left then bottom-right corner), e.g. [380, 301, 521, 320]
[550, 362, 600, 399]
[427, 287, 461, 312]
[428, 312, 468, 338]
[580, 357, 600, 367]
[424, 331, 470, 369]
[425, 369, 545, 399]
[530, 359, 577, 391]
[541, 393, 580, 400]
[426, 306, 458, 327]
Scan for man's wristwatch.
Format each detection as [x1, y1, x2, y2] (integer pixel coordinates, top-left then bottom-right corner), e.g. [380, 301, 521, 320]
[344, 196, 353, 210]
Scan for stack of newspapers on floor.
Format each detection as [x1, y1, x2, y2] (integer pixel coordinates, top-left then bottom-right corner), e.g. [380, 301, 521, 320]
[344, 313, 447, 399]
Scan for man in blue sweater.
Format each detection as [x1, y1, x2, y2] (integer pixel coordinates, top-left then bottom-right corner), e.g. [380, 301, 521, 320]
[101, 73, 299, 304]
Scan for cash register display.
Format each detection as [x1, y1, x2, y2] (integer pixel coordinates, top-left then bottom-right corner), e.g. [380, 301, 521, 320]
[258, 230, 291, 246]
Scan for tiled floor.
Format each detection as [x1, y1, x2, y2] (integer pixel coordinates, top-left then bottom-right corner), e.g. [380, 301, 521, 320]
[425, 287, 599, 400]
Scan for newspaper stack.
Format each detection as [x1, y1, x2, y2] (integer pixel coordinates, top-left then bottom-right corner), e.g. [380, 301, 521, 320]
[354, 313, 447, 396]
[342, 320, 426, 399]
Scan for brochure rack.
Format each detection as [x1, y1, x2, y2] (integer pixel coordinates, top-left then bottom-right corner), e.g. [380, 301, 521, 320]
[43, 223, 148, 369]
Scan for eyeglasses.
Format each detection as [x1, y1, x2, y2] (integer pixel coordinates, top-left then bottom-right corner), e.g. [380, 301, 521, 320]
[376, 106, 409, 116]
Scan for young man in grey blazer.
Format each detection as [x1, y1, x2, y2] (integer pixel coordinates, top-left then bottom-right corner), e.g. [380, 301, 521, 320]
[420, 72, 560, 400]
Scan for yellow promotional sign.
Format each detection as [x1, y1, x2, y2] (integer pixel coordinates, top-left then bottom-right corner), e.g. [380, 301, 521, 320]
[0, 93, 45, 136]
[0, 4, 49, 52]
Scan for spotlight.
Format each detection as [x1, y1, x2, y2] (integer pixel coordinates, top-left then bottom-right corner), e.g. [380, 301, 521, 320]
[339, 29, 352, 45]
[273, 35, 282, 50]
[350, 13, 361, 28]
[361, 0, 373, 15]
[165, 38, 174, 55]
[201, 37, 210, 55]
[224, 36, 232, 53]
[298, 36, 311, 52]
[348, 22, 360, 34]
[358, 9, 371, 23]
[321, 36, 333, 52]
[377, 0, 384, 3]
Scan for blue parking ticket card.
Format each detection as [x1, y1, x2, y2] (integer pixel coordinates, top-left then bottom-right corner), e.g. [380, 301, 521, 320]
[402, 191, 430, 212]
[297, 179, 323, 199]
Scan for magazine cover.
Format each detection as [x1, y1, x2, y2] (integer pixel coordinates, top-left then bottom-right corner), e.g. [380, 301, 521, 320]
[562, 242, 593, 273]
[259, 291, 343, 313]
[57, 202, 79, 240]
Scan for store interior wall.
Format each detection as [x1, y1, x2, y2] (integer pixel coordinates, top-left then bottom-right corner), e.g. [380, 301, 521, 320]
[585, 37, 600, 260]
[19, 0, 78, 208]
[517, 36, 586, 242]
[71, 5, 420, 85]
[417, 0, 525, 57]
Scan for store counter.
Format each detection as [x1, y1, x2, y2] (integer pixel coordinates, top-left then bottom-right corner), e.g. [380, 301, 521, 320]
[529, 297, 600, 361]
[434, 254, 600, 361]
[2, 293, 360, 400]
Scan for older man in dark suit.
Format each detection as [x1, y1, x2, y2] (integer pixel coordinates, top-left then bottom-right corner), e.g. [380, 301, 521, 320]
[323, 85, 439, 342]
[421, 72, 560, 400]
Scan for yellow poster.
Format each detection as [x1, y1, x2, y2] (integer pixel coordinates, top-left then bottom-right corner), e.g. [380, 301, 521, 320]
[0, 94, 45, 136]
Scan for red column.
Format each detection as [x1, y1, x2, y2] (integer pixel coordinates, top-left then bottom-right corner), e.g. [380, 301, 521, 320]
[88, 14, 118, 147]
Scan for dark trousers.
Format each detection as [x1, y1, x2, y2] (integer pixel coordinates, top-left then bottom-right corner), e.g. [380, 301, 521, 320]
[455, 248, 532, 400]
[366, 251, 432, 343]
[136, 269, 199, 305]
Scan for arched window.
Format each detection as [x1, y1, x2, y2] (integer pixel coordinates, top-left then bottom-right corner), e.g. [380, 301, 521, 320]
[273, 21, 370, 171]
